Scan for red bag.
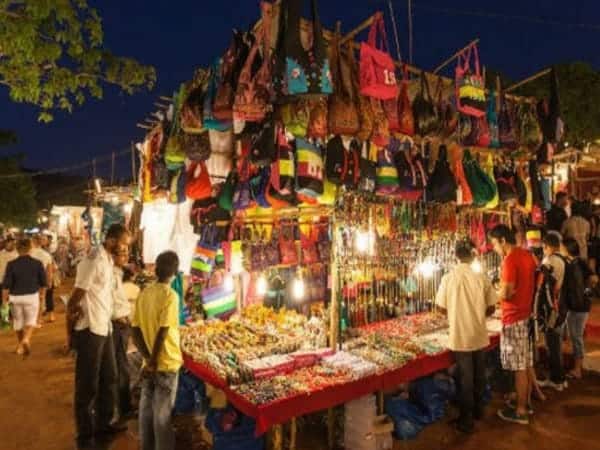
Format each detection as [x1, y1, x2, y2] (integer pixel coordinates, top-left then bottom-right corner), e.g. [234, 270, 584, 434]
[397, 64, 415, 136]
[300, 227, 320, 265]
[359, 12, 398, 100]
[279, 222, 298, 265]
[186, 161, 212, 200]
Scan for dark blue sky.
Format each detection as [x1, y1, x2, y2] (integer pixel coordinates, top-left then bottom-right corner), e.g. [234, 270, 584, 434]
[1, 0, 599, 179]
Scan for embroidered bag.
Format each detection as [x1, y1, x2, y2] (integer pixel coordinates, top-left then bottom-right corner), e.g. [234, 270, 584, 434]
[397, 64, 415, 136]
[328, 33, 360, 136]
[281, 100, 310, 138]
[250, 117, 277, 167]
[267, 124, 297, 207]
[455, 43, 486, 117]
[370, 98, 390, 147]
[296, 138, 324, 198]
[359, 12, 398, 100]
[498, 93, 518, 149]
[413, 72, 439, 137]
[203, 59, 233, 131]
[325, 135, 361, 188]
[518, 102, 542, 149]
[273, 0, 332, 98]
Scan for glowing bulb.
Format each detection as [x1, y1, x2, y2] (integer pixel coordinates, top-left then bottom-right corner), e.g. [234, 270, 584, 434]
[471, 259, 482, 273]
[355, 229, 375, 254]
[223, 274, 234, 292]
[292, 276, 305, 301]
[256, 274, 267, 296]
[94, 178, 102, 194]
[417, 260, 437, 279]
[109, 195, 119, 205]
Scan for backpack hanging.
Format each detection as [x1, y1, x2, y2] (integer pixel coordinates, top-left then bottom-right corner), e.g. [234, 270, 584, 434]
[436, 77, 458, 138]
[412, 72, 439, 137]
[487, 89, 500, 148]
[426, 145, 457, 203]
[273, 0, 332, 98]
[498, 93, 518, 149]
[296, 138, 325, 198]
[359, 12, 399, 100]
[325, 135, 360, 188]
[376, 144, 399, 195]
[358, 141, 377, 192]
[267, 124, 297, 207]
[328, 34, 360, 136]
[518, 102, 542, 149]
[233, 2, 273, 124]
[455, 43, 486, 117]
[397, 64, 415, 136]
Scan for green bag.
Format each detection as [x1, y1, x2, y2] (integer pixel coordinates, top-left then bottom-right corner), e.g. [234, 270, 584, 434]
[218, 170, 237, 211]
[462, 150, 496, 207]
[164, 85, 187, 169]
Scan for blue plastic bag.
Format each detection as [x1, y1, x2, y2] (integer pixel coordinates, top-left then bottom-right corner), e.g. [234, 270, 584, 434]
[206, 407, 264, 450]
[384, 396, 427, 440]
[410, 376, 456, 424]
[174, 369, 206, 415]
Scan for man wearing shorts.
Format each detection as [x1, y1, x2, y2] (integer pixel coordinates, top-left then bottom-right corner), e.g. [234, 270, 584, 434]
[490, 225, 537, 425]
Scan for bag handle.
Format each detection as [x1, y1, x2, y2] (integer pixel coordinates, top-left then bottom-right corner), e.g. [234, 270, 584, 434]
[367, 12, 389, 52]
[420, 71, 433, 102]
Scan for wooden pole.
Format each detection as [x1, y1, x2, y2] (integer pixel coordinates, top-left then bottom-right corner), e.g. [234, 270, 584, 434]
[136, 123, 152, 130]
[290, 418, 297, 450]
[340, 13, 376, 45]
[329, 212, 339, 350]
[272, 424, 283, 450]
[432, 38, 480, 74]
[505, 68, 552, 93]
[327, 408, 335, 449]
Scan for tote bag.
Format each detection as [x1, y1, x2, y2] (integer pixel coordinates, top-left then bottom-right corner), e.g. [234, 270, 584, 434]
[455, 43, 486, 117]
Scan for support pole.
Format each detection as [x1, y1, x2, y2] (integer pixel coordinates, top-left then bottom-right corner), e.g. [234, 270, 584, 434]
[340, 14, 376, 45]
[505, 68, 552, 93]
[327, 408, 335, 449]
[290, 418, 297, 450]
[329, 212, 339, 350]
[272, 424, 283, 450]
[432, 38, 480, 74]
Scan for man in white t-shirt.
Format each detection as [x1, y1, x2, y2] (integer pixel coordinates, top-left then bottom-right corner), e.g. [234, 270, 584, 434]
[31, 235, 55, 323]
[0, 237, 18, 287]
[67, 224, 130, 449]
[435, 240, 497, 433]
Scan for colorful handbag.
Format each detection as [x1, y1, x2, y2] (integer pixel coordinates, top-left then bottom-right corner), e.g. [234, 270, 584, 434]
[281, 100, 310, 138]
[370, 98, 390, 147]
[462, 150, 496, 207]
[454, 157, 473, 206]
[397, 64, 415, 136]
[482, 155, 499, 209]
[359, 12, 398, 100]
[307, 98, 329, 141]
[273, 0, 332, 98]
[296, 138, 324, 198]
[412, 71, 439, 137]
[325, 135, 361, 188]
[186, 162, 212, 200]
[518, 102, 542, 149]
[250, 118, 277, 167]
[426, 145, 457, 203]
[203, 59, 233, 131]
[328, 34, 360, 136]
[455, 43, 486, 117]
[376, 145, 399, 195]
[266, 125, 297, 207]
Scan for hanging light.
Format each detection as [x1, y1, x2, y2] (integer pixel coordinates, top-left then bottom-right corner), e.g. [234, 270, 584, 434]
[94, 178, 102, 194]
[355, 229, 375, 255]
[416, 260, 438, 279]
[256, 274, 268, 296]
[470, 259, 482, 274]
[223, 274, 234, 292]
[292, 274, 305, 301]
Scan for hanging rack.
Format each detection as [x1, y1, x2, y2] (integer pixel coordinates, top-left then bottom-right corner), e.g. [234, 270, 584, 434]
[432, 38, 480, 74]
[504, 67, 552, 93]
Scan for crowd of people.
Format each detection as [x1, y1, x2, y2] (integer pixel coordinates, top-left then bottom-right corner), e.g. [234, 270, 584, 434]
[436, 193, 599, 433]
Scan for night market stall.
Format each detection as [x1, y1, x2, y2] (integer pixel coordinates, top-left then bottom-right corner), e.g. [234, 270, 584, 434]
[131, 1, 564, 447]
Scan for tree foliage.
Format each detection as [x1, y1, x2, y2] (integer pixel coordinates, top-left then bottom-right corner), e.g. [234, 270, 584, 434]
[0, 156, 37, 227]
[0, 0, 156, 122]
[515, 62, 600, 147]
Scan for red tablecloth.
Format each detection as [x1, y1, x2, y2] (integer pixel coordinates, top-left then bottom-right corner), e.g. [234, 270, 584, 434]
[184, 334, 500, 436]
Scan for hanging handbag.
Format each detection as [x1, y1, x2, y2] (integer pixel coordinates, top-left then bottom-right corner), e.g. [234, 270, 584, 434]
[328, 34, 360, 136]
[273, 0, 332, 98]
[281, 100, 310, 138]
[393, 139, 422, 201]
[359, 12, 398, 100]
[494, 162, 518, 202]
[358, 141, 377, 192]
[370, 98, 390, 147]
[436, 76, 458, 138]
[296, 138, 324, 198]
[181, 132, 211, 162]
[462, 150, 496, 206]
[217, 170, 237, 211]
[426, 144, 457, 203]
[397, 64, 415, 136]
[376, 143, 399, 195]
[413, 72, 439, 137]
[455, 43, 486, 117]
[181, 69, 209, 134]
[536, 67, 564, 143]
[186, 162, 212, 200]
[487, 89, 500, 148]
[325, 135, 361, 188]
[203, 59, 233, 131]
[498, 94, 518, 149]
[307, 98, 329, 141]
[266, 124, 297, 207]
[233, 2, 273, 123]
[250, 117, 277, 166]
[482, 155, 499, 209]
[518, 102, 543, 149]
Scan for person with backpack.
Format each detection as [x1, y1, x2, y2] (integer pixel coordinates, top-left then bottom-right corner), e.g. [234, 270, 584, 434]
[563, 238, 597, 379]
[536, 233, 568, 392]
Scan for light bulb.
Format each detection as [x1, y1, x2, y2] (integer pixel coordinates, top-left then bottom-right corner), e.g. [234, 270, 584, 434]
[94, 178, 102, 194]
[256, 274, 267, 296]
[417, 260, 437, 279]
[292, 276, 305, 301]
[355, 229, 374, 254]
[471, 259, 482, 273]
[223, 274, 234, 292]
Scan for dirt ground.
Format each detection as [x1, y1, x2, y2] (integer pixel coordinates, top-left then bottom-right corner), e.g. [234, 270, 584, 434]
[1, 292, 600, 450]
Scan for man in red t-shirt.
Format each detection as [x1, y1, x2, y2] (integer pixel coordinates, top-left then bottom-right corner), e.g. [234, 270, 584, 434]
[490, 225, 537, 425]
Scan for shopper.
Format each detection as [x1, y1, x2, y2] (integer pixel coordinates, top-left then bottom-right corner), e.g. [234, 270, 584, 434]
[563, 238, 596, 379]
[435, 240, 497, 433]
[0, 236, 18, 290]
[489, 225, 537, 425]
[562, 201, 591, 261]
[67, 224, 130, 450]
[31, 235, 55, 323]
[546, 192, 569, 234]
[1, 238, 47, 357]
[132, 251, 182, 450]
[537, 233, 567, 391]
[112, 244, 133, 419]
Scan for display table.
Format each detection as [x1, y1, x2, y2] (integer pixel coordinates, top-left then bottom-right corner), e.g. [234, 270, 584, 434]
[184, 334, 500, 436]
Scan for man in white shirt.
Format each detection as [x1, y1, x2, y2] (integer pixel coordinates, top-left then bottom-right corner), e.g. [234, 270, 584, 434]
[31, 235, 55, 323]
[0, 236, 18, 287]
[112, 244, 133, 419]
[435, 240, 497, 433]
[67, 224, 130, 450]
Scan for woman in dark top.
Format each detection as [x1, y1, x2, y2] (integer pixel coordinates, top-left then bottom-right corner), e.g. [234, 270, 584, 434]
[1, 238, 47, 357]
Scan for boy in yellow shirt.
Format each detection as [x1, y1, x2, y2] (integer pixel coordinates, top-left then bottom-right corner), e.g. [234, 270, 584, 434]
[132, 251, 182, 450]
